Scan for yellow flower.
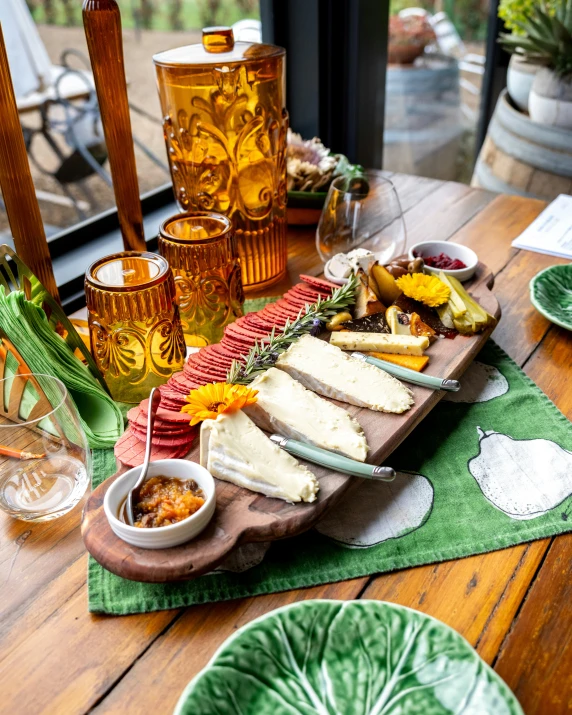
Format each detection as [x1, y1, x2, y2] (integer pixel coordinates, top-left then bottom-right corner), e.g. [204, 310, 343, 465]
[181, 382, 258, 426]
[395, 273, 450, 307]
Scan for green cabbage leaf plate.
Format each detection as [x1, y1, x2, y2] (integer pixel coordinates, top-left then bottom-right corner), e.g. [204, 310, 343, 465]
[530, 263, 572, 331]
[175, 600, 523, 715]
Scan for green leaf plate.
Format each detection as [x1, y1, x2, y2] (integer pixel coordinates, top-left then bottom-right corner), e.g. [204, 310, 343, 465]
[530, 263, 572, 331]
[175, 600, 523, 715]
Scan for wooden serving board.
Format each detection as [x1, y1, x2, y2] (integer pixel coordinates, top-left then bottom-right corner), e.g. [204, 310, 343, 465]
[82, 263, 500, 583]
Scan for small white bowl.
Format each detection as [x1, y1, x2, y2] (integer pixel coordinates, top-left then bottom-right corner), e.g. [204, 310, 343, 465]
[104, 459, 216, 549]
[408, 241, 478, 282]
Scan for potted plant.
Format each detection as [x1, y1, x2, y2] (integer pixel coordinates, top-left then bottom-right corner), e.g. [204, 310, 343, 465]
[500, 0, 572, 128]
[498, 0, 551, 111]
[388, 14, 436, 65]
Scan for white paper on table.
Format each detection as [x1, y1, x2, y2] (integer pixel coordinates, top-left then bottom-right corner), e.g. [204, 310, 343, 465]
[511, 194, 572, 260]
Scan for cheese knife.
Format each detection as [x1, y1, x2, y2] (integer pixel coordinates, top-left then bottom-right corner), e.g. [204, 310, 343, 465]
[351, 352, 460, 392]
[269, 435, 396, 481]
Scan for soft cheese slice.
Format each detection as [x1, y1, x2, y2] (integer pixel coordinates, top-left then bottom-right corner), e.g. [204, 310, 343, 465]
[200, 408, 319, 503]
[329, 331, 429, 356]
[275, 334, 414, 414]
[244, 367, 368, 462]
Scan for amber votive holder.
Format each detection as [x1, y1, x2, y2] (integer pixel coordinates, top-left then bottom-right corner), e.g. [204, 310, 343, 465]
[85, 251, 186, 403]
[158, 211, 244, 347]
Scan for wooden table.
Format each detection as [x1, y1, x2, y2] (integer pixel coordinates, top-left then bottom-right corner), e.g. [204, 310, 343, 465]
[1, 174, 571, 715]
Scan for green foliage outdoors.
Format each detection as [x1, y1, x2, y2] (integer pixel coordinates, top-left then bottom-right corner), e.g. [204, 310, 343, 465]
[26, 0, 259, 31]
[498, 0, 556, 33]
[390, 0, 489, 42]
[499, 0, 572, 76]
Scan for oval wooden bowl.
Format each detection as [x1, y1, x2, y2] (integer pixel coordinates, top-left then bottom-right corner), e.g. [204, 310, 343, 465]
[82, 263, 500, 583]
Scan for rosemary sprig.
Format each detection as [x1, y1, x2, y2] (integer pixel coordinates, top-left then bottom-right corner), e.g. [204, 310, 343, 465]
[228, 274, 358, 385]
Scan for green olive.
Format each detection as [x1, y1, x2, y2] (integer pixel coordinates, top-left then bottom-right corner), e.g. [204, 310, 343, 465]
[408, 257, 425, 273]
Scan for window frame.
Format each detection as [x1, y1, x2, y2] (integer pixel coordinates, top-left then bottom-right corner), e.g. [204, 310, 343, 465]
[38, 0, 504, 311]
[48, 182, 177, 313]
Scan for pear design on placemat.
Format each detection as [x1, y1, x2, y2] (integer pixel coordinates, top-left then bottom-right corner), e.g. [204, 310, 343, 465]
[443, 361, 509, 404]
[469, 427, 572, 520]
[316, 472, 433, 548]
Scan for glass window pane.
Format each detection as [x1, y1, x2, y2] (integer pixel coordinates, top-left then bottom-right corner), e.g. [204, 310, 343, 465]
[385, 1, 489, 184]
[0, 0, 260, 243]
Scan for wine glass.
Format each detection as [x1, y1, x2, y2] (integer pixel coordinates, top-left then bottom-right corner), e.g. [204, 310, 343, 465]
[0, 374, 91, 522]
[316, 174, 406, 265]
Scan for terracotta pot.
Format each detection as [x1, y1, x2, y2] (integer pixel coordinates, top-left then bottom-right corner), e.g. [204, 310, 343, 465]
[388, 43, 425, 65]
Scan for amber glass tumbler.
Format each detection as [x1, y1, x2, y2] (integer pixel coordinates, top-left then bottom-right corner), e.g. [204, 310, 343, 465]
[153, 27, 288, 291]
[158, 211, 244, 347]
[85, 252, 186, 403]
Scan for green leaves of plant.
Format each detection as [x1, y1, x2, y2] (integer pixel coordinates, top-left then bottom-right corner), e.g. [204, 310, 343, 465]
[498, 0, 572, 76]
[176, 601, 523, 715]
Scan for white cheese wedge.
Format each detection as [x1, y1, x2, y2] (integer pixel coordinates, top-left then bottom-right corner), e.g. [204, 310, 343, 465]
[200, 408, 319, 503]
[276, 334, 413, 414]
[347, 248, 376, 274]
[329, 332, 429, 356]
[244, 367, 368, 462]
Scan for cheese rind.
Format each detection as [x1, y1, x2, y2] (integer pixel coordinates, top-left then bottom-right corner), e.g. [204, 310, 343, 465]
[276, 334, 413, 414]
[330, 331, 429, 356]
[245, 367, 368, 462]
[200, 409, 319, 503]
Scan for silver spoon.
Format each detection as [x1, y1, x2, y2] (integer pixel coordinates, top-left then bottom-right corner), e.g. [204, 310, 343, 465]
[125, 387, 161, 526]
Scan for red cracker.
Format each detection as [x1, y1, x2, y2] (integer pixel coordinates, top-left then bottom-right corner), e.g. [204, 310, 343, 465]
[299, 274, 337, 292]
[139, 399, 193, 423]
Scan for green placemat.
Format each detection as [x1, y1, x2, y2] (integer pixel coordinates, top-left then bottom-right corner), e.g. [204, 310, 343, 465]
[88, 340, 572, 615]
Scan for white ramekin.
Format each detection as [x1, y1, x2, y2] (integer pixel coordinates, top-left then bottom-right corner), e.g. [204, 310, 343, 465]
[104, 459, 215, 549]
[408, 241, 478, 282]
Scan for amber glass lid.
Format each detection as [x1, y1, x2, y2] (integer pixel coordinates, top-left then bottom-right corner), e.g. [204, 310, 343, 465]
[86, 252, 170, 292]
[152, 26, 284, 67]
[160, 211, 232, 244]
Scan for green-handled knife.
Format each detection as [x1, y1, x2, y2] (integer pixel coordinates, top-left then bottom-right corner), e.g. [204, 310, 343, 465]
[351, 351, 460, 392]
[269, 435, 396, 481]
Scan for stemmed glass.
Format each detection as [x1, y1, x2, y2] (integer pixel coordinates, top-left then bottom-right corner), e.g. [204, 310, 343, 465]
[0, 374, 90, 521]
[316, 174, 406, 265]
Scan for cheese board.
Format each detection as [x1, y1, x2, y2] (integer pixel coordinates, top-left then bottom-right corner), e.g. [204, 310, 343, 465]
[82, 261, 500, 583]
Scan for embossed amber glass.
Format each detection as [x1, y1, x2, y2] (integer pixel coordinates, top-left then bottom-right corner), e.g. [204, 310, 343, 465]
[158, 211, 244, 348]
[153, 27, 288, 292]
[85, 252, 185, 403]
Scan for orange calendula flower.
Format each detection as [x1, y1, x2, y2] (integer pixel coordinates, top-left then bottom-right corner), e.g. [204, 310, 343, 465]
[395, 272, 451, 308]
[181, 382, 258, 426]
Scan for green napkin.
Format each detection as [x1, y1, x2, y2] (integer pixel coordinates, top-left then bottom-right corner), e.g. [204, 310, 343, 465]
[243, 296, 282, 313]
[0, 290, 123, 448]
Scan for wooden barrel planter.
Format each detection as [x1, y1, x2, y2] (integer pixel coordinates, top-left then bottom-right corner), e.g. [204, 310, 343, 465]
[472, 89, 572, 201]
[384, 55, 463, 181]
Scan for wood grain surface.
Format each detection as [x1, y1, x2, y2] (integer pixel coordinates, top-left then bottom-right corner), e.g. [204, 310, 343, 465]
[1, 173, 571, 715]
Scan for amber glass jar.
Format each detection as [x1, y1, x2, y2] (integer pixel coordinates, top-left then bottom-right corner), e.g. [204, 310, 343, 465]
[158, 211, 244, 347]
[85, 252, 186, 403]
[153, 27, 288, 292]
